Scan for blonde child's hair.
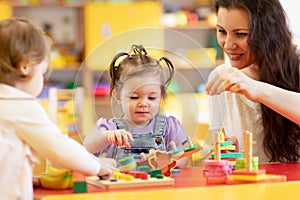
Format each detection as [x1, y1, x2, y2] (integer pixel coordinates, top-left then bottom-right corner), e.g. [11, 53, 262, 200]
[0, 17, 50, 85]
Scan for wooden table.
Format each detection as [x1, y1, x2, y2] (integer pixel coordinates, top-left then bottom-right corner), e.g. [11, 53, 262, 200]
[34, 162, 300, 200]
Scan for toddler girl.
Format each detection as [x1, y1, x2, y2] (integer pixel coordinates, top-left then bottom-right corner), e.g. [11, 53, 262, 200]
[84, 45, 188, 167]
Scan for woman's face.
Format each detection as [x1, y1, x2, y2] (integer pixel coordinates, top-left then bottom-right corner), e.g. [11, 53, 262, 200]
[216, 7, 256, 69]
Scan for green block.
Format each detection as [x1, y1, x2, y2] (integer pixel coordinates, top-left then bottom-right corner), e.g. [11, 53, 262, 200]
[220, 141, 233, 146]
[150, 169, 162, 178]
[137, 166, 151, 173]
[155, 174, 164, 179]
[73, 181, 87, 193]
[211, 152, 243, 159]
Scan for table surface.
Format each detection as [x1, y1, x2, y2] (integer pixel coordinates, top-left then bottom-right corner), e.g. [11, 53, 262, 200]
[34, 162, 300, 200]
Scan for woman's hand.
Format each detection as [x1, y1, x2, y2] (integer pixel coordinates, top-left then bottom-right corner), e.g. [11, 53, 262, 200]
[206, 67, 259, 102]
[102, 129, 134, 148]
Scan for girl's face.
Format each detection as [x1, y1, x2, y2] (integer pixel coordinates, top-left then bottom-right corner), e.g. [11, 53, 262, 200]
[15, 58, 49, 97]
[118, 74, 162, 127]
[217, 7, 256, 69]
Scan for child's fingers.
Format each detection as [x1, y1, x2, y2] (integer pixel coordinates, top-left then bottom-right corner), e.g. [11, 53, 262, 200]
[114, 131, 123, 146]
[103, 130, 116, 145]
[105, 130, 133, 148]
[120, 130, 133, 148]
[127, 132, 134, 142]
[106, 133, 117, 144]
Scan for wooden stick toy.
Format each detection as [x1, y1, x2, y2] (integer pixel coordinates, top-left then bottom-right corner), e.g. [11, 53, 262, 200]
[203, 129, 232, 184]
[203, 130, 287, 184]
[228, 131, 286, 184]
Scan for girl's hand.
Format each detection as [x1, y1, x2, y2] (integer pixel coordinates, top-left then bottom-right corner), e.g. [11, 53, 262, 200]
[206, 67, 259, 102]
[102, 129, 134, 148]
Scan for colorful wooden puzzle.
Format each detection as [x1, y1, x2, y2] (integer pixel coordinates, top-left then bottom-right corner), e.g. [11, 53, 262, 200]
[86, 136, 202, 189]
[209, 129, 242, 167]
[86, 169, 175, 189]
[203, 130, 287, 184]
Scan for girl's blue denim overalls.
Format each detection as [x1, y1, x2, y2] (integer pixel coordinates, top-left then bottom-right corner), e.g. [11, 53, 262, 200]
[112, 114, 166, 161]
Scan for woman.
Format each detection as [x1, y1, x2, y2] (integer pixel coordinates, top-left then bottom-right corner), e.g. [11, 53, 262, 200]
[204, 0, 300, 163]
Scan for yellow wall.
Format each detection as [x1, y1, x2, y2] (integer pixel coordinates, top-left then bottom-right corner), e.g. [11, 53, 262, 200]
[84, 2, 163, 70]
[0, 2, 12, 20]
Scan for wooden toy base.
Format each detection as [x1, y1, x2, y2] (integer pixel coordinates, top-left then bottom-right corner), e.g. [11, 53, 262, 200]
[225, 169, 286, 184]
[86, 175, 175, 189]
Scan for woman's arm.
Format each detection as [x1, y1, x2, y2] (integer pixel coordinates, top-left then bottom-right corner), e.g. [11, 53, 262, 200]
[206, 67, 300, 125]
[254, 81, 300, 125]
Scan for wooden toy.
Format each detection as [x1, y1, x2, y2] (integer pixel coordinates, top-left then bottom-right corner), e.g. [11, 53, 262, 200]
[73, 181, 87, 193]
[169, 141, 184, 159]
[134, 136, 202, 176]
[86, 169, 174, 189]
[117, 155, 137, 170]
[203, 130, 287, 185]
[202, 160, 232, 184]
[226, 131, 287, 184]
[148, 151, 176, 177]
[176, 136, 203, 160]
[203, 131, 232, 184]
[135, 150, 176, 177]
[210, 129, 241, 166]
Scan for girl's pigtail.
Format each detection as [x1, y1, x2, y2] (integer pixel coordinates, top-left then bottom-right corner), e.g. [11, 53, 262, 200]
[158, 57, 174, 86]
[109, 52, 128, 95]
[131, 44, 149, 62]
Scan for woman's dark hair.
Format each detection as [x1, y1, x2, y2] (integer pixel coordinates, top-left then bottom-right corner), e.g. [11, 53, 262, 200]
[215, 0, 300, 162]
[109, 44, 174, 99]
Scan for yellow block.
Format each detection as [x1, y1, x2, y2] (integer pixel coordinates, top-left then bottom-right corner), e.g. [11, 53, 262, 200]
[212, 145, 236, 151]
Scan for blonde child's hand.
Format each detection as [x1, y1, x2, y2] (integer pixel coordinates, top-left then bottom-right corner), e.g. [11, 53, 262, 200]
[102, 129, 134, 148]
[97, 157, 117, 179]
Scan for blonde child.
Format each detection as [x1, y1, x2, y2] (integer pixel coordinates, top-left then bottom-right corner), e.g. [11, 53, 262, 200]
[0, 17, 116, 199]
[84, 45, 188, 167]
